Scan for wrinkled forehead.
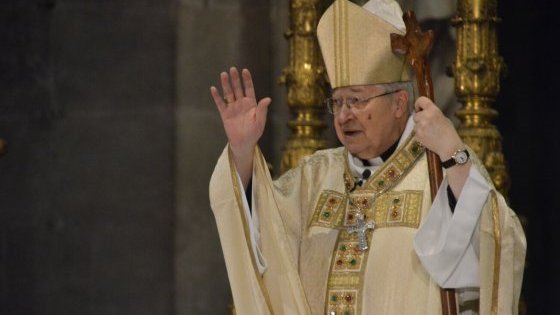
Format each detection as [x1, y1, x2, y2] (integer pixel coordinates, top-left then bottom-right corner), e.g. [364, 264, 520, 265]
[332, 84, 385, 98]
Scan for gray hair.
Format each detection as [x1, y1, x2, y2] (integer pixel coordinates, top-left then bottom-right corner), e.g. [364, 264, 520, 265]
[378, 81, 415, 113]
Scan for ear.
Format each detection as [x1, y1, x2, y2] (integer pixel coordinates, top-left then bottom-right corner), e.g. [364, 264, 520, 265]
[392, 90, 408, 118]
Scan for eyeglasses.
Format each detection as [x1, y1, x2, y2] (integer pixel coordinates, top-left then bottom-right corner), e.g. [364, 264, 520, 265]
[325, 90, 400, 114]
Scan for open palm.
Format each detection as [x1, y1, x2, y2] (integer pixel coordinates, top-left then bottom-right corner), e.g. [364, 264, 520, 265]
[211, 68, 271, 155]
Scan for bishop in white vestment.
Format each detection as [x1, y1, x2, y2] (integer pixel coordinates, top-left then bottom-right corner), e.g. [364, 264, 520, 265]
[208, 1, 526, 314]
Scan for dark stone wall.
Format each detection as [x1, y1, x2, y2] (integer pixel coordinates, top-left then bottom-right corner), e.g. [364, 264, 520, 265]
[497, 0, 560, 313]
[0, 1, 176, 314]
[174, 0, 285, 313]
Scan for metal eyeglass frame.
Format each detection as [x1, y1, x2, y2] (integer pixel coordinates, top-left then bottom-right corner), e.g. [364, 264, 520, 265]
[325, 89, 401, 114]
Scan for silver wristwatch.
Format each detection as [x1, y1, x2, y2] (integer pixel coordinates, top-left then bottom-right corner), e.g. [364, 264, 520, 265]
[442, 149, 470, 169]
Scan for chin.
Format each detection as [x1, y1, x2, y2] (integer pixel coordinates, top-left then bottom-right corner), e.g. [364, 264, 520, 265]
[346, 144, 379, 159]
[346, 146, 365, 157]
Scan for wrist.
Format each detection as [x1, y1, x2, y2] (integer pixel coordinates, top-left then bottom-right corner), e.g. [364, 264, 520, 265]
[441, 148, 470, 169]
[229, 143, 256, 159]
[438, 138, 465, 160]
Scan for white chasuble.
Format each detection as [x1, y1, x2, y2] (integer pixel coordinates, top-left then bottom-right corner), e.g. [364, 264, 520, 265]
[209, 135, 526, 315]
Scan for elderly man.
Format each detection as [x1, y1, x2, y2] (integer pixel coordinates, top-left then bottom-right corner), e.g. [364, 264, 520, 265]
[209, 0, 525, 314]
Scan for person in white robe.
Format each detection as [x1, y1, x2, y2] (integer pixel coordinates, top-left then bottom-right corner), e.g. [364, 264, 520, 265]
[208, 0, 526, 314]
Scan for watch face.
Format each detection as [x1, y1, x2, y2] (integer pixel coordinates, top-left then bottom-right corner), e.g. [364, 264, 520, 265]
[455, 151, 468, 164]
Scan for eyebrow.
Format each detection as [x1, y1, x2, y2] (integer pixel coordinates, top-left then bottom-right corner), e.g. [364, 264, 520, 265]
[332, 86, 364, 97]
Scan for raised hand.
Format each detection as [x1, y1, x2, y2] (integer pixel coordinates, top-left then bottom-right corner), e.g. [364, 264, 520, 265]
[210, 67, 271, 188]
[210, 67, 271, 157]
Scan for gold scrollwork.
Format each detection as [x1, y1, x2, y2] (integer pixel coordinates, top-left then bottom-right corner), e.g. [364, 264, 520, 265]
[452, 0, 510, 196]
[279, 0, 329, 174]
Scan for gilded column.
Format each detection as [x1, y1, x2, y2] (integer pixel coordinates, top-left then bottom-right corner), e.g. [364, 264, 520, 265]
[279, 0, 328, 174]
[452, 0, 510, 196]
[453, 4, 526, 313]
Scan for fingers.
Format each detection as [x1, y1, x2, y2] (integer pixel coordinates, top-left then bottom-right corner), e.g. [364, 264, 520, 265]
[230, 67, 244, 100]
[413, 96, 443, 122]
[256, 97, 272, 125]
[412, 96, 460, 157]
[257, 97, 272, 110]
[242, 69, 256, 99]
[220, 71, 235, 103]
[414, 96, 432, 112]
[213, 67, 261, 110]
[210, 86, 227, 111]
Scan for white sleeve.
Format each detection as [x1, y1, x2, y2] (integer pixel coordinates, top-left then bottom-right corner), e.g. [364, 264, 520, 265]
[414, 166, 491, 288]
[235, 170, 268, 274]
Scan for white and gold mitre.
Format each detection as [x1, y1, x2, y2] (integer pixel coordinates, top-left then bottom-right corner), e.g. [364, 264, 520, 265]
[317, 0, 410, 88]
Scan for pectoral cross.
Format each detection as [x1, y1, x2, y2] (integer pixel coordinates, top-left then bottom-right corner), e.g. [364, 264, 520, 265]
[347, 213, 375, 251]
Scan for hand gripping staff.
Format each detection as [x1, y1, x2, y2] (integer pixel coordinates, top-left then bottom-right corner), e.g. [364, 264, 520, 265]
[391, 11, 458, 315]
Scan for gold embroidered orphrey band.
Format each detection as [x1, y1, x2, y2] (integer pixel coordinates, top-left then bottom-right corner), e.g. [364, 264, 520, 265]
[228, 147, 275, 315]
[490, 191, 501, 315]
[309, 136, 425, 315]
[333, 0, 350, 87]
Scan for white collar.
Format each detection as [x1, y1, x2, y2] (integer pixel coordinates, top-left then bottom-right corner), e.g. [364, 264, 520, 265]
[347, 115, 415, 177]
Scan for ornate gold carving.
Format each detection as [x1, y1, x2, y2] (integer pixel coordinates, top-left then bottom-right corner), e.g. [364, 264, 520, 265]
[452, 0, 510, 196]
[279, 0, 329, 174]
[453, 4, 527, 313]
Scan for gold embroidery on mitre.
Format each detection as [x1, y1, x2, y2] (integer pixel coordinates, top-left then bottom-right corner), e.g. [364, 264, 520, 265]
[333, 0, 350, 87]
[317, 0, 410, 89]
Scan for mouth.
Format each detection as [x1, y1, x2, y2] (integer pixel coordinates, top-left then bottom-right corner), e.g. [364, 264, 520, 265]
[343, 130, 362, 137]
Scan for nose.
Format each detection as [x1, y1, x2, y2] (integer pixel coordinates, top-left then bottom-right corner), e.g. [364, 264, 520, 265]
[336, 103, 354, 122]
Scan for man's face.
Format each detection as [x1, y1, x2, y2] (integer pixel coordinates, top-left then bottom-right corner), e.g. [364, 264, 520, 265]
[332, 84, 407, 159]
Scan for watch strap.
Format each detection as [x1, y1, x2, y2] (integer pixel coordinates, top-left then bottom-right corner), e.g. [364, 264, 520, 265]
[442, 149, 469, 169]
[442, 156, 457, 169]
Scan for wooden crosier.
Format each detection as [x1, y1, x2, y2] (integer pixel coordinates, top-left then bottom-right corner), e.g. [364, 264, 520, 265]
[391, 11, 458, 315]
